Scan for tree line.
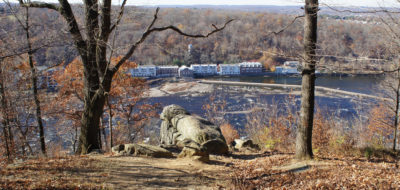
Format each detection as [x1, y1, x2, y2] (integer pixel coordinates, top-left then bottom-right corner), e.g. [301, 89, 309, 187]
[0, 4, 393, 70]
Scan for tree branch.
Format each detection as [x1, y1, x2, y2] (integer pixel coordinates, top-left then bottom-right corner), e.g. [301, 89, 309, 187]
[111, 7, 234, 74]
[18, 0, 87, 61]
[110, 0, 128, 32]
[18, 0, 60, 11]
[268, 15, 304, 35]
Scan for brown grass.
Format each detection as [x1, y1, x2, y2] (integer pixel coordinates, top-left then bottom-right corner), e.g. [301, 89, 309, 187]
[0, 156, 110, 189]
[230, 153, 400, 189]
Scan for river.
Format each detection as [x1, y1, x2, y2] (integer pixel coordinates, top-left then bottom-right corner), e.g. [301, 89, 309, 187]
[207, 74, 384, 95]
[148, 74, 384, 130]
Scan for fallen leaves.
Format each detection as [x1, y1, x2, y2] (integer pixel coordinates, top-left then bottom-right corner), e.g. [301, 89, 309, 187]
[229, 153, 400, 189]
[0, 156, 110, 189]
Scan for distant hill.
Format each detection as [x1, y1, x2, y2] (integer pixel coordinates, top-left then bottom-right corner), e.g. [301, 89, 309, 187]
[142, 4, 396, 16]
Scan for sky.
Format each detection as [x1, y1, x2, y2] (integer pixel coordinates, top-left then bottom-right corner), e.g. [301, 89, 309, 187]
[7, 0, 400, 7]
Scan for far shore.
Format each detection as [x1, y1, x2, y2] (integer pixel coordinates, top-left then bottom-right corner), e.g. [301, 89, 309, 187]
[148, 78, 387, 102]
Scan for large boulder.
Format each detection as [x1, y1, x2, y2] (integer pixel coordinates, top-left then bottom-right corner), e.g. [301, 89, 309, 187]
[160, 104, 229, 155]
[112, 143, 174, 158]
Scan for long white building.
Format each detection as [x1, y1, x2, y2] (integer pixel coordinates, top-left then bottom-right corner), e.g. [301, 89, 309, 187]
[190, 64, 218, 76]
[219, 64, 240, 75]
[130, 66, 157, 77]
[239, 62, 263, 74]
[156, 65, 179, 77]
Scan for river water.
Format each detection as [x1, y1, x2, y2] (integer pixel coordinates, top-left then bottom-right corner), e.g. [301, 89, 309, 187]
[207, 74, 384, 95]
[149, 74, 384, 129]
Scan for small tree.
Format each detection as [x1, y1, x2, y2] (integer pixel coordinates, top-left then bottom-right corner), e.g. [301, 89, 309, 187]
[376, 63, 400, 150]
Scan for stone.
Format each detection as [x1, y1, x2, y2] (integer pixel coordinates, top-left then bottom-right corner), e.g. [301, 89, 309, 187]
[112, 144, 125, 153]
[178, 146, 209, 163]
[202, 139, 229, 155]
[233, 139, 260, 151]
[133, 144, 174, 158]
[112, 143, 174, 158]
[160, 104, 229, 155]
[124, 144, 136, 154]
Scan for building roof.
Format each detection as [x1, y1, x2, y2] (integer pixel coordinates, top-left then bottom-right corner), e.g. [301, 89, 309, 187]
[157, 65, 179, 69]
[239, 62, 262, 67]
[138, 65, 156, 68]
[179, 66, 192, 71]
[191, 64, 217, 67]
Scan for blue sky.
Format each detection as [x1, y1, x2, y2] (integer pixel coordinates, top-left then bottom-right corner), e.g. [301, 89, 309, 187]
[8, 0, 400, 7]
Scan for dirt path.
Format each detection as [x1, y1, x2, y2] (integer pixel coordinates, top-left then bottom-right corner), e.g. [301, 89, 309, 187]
[4, 151, 396, 189]
[97, 155, 235, 189]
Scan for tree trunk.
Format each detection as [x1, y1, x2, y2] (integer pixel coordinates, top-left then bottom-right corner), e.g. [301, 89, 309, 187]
[77, 90, 106, 154]
[73, 125, 78, 153]
[0, 65, 12, 161]
[101, 116, 108, 150]
[393, 69, 400, 151]
[1, 117, 11, 161]
[295, 0, 318, 160]
[25, 7, 46, 156]
[107, 98, 113, 148]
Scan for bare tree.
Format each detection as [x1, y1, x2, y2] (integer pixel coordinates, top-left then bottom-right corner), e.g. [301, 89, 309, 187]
[0, 59, 13, 161]
[295, 0, 319, 160]
[18, 0, 233, 154]
[3, 1, 47, 155]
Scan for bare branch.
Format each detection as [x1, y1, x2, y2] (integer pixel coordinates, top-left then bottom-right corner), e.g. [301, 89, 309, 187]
[110, 0, 128, 32]
[18, 0, 60, 11]
[18, 0, 87, 61]
[268, 15, 304, 35]
[111, 7, 234, 74]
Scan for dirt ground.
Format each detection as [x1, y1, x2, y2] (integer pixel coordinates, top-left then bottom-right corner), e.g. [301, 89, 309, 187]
[2, 151, 399, 189]
[99, 155, 234, 189]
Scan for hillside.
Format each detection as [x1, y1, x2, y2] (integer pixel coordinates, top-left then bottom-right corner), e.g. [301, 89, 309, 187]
[0, 4, 392, 73]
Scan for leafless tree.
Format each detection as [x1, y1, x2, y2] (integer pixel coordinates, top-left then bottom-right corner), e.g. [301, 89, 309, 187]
[296, 0, 319, 160]
[18, 0, 233, 154]
[3, 1, 47, 155]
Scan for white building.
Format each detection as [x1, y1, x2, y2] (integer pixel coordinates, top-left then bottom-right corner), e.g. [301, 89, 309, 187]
[284, 61, 300, 68]
[178, 66, 194, 77]
[190, 64, 217, 76]
[275, 61, 301, 74]
[239, 62, 263, 74]
[130, 66, 157, 77]
[156, 65, 179, 77]
[219, 64, 240, 75]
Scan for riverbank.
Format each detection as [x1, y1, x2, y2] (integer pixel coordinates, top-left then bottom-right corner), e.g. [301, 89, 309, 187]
[147, 76, 381, 129]
[148, 77, 384, 101]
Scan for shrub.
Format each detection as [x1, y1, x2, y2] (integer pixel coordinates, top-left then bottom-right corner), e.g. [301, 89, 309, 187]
[244, 97, 296, 152]
[220, 123, 240, 145]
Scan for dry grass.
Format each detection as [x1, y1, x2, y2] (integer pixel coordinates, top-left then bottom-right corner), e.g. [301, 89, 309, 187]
[0, 151, 399, 189]
[0, 155, 110, 189]
[229, 152, 400, 189]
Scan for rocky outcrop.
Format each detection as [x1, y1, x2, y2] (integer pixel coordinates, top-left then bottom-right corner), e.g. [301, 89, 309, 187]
[112, 144, 174, 158]
[160, 104, 229, 156]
